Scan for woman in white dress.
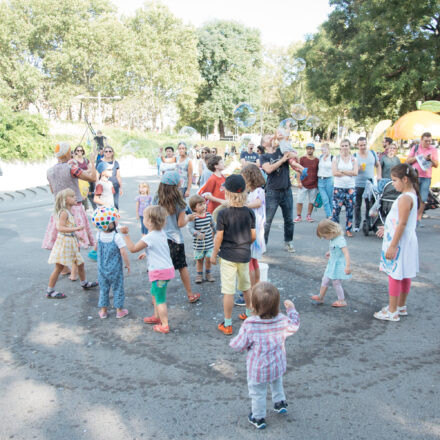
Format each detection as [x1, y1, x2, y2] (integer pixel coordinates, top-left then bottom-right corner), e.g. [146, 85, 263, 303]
[375, 163, 421, 322]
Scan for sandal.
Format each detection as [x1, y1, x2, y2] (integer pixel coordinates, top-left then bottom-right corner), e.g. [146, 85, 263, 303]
[331, 300, 347, 307]
[398, 305, 408, 316]
[374, 307, 400, 322]
[153, 324, 170, 334]
[46, 291, 66, 299]
[310, 295, 324, 304]
[116, 309, 129, 319]
[188, 293, 201, 303]
[346, 230, 353, 237]
[143, 315, 161, 324]
[81, 281, 99, 290]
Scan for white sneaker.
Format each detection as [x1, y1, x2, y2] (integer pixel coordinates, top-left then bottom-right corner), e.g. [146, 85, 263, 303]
[353, 227, 360, 232]
[284, 242, 295, 253]
[374, 306, 400, 322]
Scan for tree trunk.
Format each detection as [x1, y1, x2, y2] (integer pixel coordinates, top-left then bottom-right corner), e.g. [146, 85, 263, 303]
[219, 119, 225, 138]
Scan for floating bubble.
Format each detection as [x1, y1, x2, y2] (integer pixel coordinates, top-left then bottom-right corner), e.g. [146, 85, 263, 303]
[279, 118, 298, 133]
[233, 102, 256, 128]
[305, 116, 321, 129]
[291, 103, 308, 121]
[282, 70, 298, 86]
[292, 58, 306, 74]
[178, 126, 198, 139]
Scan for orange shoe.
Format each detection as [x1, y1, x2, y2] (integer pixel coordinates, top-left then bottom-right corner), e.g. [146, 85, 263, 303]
[238, 312, 248, 320]
[218, 322, 232, 335]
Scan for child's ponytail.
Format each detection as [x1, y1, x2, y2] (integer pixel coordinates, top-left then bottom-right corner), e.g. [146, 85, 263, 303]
[390, 163, 423, 208]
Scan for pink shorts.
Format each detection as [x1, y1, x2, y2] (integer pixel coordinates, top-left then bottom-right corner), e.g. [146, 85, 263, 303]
[249, 258, 259, 272]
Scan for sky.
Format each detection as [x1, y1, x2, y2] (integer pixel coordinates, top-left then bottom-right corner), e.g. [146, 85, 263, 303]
[114, 0, 333, 46]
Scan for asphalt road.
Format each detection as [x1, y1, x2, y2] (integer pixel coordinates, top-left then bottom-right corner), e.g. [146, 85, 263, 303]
[0, 174, 439, 440]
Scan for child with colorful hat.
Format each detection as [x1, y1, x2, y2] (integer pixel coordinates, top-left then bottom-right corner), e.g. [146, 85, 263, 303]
[92, 207, 130, 319]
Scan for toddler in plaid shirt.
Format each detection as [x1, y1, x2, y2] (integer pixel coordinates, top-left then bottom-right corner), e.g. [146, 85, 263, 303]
[230, 282, 300, 430]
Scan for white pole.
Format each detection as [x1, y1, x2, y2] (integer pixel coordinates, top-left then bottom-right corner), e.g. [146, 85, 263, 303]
[97, 91, 102, 128]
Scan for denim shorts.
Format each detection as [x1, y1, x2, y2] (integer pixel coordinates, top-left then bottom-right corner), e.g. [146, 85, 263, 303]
[419, 177, 431, 203]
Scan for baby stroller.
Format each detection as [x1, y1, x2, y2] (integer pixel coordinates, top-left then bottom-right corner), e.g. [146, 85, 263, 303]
[362, 179, 400, 236]
[424, 187, 440, 212]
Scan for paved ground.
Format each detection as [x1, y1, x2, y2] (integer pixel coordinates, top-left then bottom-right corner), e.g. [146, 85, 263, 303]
[0, 173, 439, 440]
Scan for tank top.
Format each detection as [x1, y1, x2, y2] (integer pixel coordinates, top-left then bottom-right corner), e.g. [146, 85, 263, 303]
[176, 157, 191, 187]
[47, 162, 83, 202]
[333, 156, 356, 189]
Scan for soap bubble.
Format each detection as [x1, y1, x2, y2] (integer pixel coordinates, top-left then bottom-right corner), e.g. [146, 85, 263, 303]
[279, 118, 298, 133]
[291, 103, 308, 121]
[178, 126, 198, 139]
[292, 58, 306, 74]
[233, 102, 256, 128]
[305, 116, 321, 129]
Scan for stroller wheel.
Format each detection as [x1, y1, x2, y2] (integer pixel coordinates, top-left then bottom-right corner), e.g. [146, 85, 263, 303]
[362, 220, 369, 236]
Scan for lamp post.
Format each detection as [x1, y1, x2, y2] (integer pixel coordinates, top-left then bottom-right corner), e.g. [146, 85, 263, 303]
[75, 93, 121, 128]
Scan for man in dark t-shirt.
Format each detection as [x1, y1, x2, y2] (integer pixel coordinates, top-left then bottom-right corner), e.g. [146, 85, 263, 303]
[240, 142, 259, 167]
[295, 143, 319, 222]
[259, 134, 298, 252]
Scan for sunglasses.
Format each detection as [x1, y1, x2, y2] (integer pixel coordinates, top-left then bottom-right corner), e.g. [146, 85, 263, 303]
[75, 150, 84, 153]
[104, 150, 113, 153]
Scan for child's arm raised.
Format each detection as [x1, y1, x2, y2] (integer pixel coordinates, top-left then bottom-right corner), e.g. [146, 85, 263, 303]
[57, 211, 83, 233]
[120, 247, 130, 274]
[342, 246, 351, 274]
[178, 211, 197, 228]
[210, 230, 223, 265]
[119, 226, 147, 253]
[284, 300, 300, 336]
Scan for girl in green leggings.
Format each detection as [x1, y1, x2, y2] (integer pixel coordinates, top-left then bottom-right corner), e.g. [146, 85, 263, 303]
[120, 205, 175, 334]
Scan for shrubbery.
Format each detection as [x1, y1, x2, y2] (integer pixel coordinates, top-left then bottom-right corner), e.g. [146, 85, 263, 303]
[0, 105, 51, 160]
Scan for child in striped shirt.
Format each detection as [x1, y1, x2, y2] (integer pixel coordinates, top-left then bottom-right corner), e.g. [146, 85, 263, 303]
[230, 282, 300, 430]
[188, 195, 216, 283]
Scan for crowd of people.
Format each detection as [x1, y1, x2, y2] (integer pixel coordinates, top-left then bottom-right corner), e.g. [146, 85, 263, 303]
[40, 130, 438, 429]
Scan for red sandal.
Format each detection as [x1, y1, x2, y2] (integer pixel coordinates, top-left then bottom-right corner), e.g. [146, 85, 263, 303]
[153, 324, 170, 334]
[144, 315, 161, 324]
[188, 293, 201, 303]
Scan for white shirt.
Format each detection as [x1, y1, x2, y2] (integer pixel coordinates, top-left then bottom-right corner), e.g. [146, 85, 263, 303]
[141, 230, 174, 273]
[318, 154, 333, 178]
[96, 231, 126, 248]
[333, 156, 356, 189]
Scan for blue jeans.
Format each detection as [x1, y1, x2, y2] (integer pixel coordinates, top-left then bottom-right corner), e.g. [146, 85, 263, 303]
[419, 177, 431, 203]
[264, 188, 294, 244]
[318, 177, 334, 218]
[248, 377, 286, 419]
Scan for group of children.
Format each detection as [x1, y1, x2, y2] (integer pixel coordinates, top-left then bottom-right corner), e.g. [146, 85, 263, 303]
[45, 151, 421, 428]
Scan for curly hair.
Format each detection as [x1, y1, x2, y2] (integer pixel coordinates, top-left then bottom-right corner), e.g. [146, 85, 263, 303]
[156, 182, 186, 215]
[242, 164, 265, 191]
[207, 155, 222, 172]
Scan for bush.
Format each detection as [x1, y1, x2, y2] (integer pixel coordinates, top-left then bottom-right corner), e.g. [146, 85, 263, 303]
[0, 105, 51, 160]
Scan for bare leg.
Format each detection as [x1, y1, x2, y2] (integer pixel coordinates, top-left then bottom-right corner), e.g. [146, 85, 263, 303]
[156, 303, 168, 327]
[77, 263, 86, 282]
[388, 296, 399, 313]
[223, 294, 234, 320]
[179, 267, 197, 299]
[48, 263, 64, 288]
[250, 269, 260, 287]
[70, 262, 78, 281]
[296, 202, 303, 216]
[196, 259, 203, 273]
[319, 285, 328, 300]
[205, 257, 211, 271]
[307, 203, 314, 216]
[60, 265, 70, 275]
[398, 292, 409, 308]
[242, 288, 252, 310]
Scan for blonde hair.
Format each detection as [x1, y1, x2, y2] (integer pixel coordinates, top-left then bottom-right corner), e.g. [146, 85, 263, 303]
[139, 182, 150, 195]
[316, 219, 342, 239]
[225, 189, 247, 207]
[143, 205, 167, 230]
[54, 188, 75, 217]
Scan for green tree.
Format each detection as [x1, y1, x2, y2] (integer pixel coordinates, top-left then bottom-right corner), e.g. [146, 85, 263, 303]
[299, 0, 440, 122]
[184, 20, 262, 137]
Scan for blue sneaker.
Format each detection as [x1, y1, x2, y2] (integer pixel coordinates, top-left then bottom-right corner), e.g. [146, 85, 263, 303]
[274, 400, 288, 414]
[234, 292, 245, 306]
[248, 414, 266, 429]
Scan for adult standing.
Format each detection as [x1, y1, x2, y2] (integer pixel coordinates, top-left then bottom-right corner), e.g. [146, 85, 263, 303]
[295, 142, 319, 223]
[240, 142, 259, 167]
[406, 132, 438, 217]
[198, 147, 212, 187]
[378, 137, 393, 160]
[353, 137, 381, 232]
[42, 142, 97, 275]
[176, 142, 193, 199]
[73, 145, 91, 210]
[260, 134, 296, 253]
[100, 146, 123, 210]
[331, 139, 358, 237]
[94, 130, 107, 151]
[160, 146, 177, 175]
[317, 143, 334, 219]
